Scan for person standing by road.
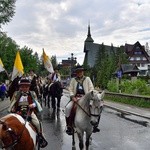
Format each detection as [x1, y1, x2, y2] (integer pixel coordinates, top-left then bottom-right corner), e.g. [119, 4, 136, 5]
[65, 65, 100, 135]
[0, 82, 7, 101]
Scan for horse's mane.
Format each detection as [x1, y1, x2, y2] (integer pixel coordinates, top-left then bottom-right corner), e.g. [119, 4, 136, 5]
[78, 91, 93, 108]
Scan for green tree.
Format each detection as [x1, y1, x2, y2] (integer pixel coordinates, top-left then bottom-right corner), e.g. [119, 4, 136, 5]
[0, 0, 16, 28]
[20, 46, 41, 74]
[0, 33, 18, 73]
[51, 55, 58, 69]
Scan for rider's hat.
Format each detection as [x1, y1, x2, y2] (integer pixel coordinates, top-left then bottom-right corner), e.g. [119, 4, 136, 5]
[19, 78, 31, 86]
[74, 65, 86, 72]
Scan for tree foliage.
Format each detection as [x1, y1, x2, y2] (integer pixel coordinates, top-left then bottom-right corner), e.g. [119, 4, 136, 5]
[0, 32, 63, 82]
[89, 43, 128, 89]
[20, 46, 41, 74]
[0, 0, 16, 28]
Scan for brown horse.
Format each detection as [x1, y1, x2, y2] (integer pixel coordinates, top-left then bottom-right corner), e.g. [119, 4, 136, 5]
[30, 76, 43, 106]
[0, 113, 38, 150]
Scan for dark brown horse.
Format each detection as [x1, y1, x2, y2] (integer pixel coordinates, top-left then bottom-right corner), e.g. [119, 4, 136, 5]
[7, 76, 20, 100]
[49, 81, 63, 110]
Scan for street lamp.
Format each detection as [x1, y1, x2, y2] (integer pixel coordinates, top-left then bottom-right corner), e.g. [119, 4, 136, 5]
[68, 53, 77, 78]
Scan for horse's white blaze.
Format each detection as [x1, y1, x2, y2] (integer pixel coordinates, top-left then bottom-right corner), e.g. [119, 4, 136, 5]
[97, 93, 102, 99]
[11, 114, 37, 145]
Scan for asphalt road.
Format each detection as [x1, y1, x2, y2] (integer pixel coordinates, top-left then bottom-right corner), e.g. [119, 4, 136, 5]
[0, 92, 150, 150]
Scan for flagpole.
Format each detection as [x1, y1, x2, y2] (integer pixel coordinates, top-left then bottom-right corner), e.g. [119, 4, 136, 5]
[0, 58, 11, 81]
[4, 69, 11, 81]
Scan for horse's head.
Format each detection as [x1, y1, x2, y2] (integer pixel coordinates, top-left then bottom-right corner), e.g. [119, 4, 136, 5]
[0, 119, 18, 149]
[89, 90, 105, 126]
[0, 114, 37, 150]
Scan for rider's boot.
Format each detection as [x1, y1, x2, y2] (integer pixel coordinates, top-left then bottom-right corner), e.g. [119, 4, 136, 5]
[65, 117, 73, 135]
[38, 132, 48, 148]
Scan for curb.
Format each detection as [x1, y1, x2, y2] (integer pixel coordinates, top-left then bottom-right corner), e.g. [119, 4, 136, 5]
[104, 103, 150, 120]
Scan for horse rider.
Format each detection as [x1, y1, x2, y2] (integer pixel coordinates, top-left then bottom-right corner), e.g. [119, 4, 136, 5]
[8, 78, 48, 148]
[47, 67, 63, 109]
[51, 67, 61, 83]
[28, 69, 37, 81]
[65, 65, 100, 135]
[47, 67, 62, 94]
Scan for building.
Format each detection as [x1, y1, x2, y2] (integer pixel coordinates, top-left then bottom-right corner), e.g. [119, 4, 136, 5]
[83, 24, 118, 67]
[83, 25, 150, 76]
[124, 41, 150, 76]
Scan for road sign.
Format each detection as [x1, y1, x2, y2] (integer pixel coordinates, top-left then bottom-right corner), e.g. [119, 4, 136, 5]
[117, 70, 122, 78]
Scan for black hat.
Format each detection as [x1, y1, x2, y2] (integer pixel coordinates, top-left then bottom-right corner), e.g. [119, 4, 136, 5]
[74, 65, 86, 72]
[19, 78, 31, 86]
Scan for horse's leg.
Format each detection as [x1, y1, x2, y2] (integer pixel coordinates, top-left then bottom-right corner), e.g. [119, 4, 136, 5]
[85, 132, 92, 150]
[37, 96, 42, 107]
[56, 96, 61, 110]
[48, 94, 51, 108]
[77, 131, 84, 150]
[72, 128, 76, 150]
[44, 95, 46, 107]
[51, 95, 56, 110]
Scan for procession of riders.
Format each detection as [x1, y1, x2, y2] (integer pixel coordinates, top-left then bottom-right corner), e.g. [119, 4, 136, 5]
[0, 65, 103, 149]
[3, 67, 63, 148]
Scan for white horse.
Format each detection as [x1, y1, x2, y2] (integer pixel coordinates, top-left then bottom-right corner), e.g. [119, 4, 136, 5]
[72, 90, 105, 150]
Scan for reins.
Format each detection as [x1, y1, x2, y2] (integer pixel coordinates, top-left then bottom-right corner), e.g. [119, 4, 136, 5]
[74, 97, 102, 118]
[0, 109, 31, 149]
[74, 101, 90, 117]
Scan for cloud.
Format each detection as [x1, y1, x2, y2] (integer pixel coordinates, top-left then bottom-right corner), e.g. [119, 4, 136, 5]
[2, 0, 150, 64]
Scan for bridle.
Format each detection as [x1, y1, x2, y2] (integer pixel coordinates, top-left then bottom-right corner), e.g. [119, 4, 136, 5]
[0, 110, 30, 149]
[0, 120, 19, 149]
[74, 97, 102, 118]
[90, 98, 103, 118]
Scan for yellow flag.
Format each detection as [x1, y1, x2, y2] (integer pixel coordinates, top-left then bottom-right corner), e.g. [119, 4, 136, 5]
[0, 58, 5, 72]
[43, 49, 54, 73]
[11, 51, 24, 81]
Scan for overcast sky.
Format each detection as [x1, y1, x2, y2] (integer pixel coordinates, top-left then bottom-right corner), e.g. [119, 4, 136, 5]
[2, 0, 150, 64]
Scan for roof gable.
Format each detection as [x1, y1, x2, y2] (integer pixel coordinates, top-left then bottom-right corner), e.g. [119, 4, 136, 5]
[121, 64, 139, 74]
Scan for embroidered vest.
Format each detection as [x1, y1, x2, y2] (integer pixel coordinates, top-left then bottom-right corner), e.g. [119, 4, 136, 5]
[15, 92, 34, 115]
[75, 76, 86, 95]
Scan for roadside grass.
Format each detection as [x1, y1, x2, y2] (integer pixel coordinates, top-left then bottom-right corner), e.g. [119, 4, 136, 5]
[105, 95, 150, 108]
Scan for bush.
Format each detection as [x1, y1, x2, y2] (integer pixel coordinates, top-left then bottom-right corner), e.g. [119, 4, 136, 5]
[107, 79, 118, 92]
[107, 79, 150, 96]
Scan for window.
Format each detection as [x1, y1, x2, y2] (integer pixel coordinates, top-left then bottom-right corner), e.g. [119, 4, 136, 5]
[134, 51, 142, 55]
[139, 70, 146, 75]
[141, 64, 145, 67]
